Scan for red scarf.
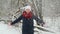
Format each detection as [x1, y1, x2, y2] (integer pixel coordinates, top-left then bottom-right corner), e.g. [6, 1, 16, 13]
[22, 11, 32, 19]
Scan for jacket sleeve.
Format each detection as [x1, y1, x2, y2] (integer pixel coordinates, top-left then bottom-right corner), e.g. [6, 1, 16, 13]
[11, 15, 23, 25]
[33, 15, 44, 25]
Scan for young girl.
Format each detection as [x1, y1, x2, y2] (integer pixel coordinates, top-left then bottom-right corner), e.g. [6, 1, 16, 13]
[9, 5, 45, 34]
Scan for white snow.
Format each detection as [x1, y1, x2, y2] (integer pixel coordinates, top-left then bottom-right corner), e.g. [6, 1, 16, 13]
[0, 21, 20, 34]
[0, 17, 60, 34]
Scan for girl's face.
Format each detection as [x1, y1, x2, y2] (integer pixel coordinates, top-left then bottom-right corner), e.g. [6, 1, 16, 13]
[25, 9, 30, 13]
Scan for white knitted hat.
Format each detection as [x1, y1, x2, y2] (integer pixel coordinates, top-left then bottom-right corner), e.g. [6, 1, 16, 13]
[24, 5, 31, 11]
[20, 5, 31, 11]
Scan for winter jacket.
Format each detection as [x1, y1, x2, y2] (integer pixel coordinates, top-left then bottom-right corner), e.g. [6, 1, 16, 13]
[11, 12, 44, 34]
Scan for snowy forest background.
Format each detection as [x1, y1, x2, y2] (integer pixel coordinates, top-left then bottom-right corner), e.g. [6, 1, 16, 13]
[0, 0, 60, 34]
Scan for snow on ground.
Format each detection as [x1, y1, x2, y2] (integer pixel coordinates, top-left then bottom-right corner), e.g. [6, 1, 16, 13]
[0, 21, 20, 34]
[0, 17, 60, 34]
[34, 17, 60, 34]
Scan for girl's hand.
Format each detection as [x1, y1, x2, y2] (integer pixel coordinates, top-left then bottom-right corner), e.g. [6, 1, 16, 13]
[41, 22, 45, 27]
[8, 22, 11, 26]
[8, 22, 12, 28]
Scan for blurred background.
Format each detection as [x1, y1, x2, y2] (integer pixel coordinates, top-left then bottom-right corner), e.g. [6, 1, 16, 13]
[0, 0, 60, 34]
